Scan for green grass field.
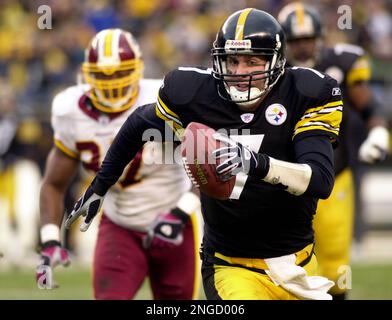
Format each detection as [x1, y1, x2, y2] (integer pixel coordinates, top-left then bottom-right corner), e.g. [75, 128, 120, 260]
[0, 263, 391, 300]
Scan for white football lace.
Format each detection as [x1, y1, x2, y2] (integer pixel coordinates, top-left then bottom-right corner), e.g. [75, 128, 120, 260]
[182, 157, 200, 187]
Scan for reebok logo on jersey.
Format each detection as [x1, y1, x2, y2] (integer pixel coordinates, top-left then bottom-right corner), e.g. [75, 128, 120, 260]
[265, 104, 287, 126]
[332, 87, 341, 96]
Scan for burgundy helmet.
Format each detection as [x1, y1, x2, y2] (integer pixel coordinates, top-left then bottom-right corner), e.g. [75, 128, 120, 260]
[82, 29, 144, 113]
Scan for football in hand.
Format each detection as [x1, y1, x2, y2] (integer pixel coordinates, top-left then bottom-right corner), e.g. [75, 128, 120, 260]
[180, 122, 235, 200]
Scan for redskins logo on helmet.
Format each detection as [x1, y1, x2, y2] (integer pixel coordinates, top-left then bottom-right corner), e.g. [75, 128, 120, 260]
[82, 29, 144, 113]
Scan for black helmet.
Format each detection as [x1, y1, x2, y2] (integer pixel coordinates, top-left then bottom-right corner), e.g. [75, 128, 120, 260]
[278, 2, 322, 41]
[211, 8, 286, 105]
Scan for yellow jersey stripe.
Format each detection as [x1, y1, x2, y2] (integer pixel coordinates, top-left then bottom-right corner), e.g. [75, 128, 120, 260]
[302, 100, 343, 116]
[235, 8, 252, 40]
[301, 106, 343, 119]
[155, 105, 184, 139]
[296, 121, 340, 132]
[104, 30, 113, 57]
[157, 95, 182, 125]
[293, 126, 339, 138]
[54, 139, 79, 159]
[295, 110, 342, 133]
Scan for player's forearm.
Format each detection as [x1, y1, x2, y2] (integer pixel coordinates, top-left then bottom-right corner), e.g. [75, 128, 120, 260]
[294, 135, 335, 199]
[93, 103, 166, 195]
[39, 147, 79, 241]
[39, 183, 66, 242]
[252, 136, 335, 199]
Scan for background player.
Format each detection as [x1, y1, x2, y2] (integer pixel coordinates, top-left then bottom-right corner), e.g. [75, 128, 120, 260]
[36, 28, 200, 300]
[278, 2, 390, 300]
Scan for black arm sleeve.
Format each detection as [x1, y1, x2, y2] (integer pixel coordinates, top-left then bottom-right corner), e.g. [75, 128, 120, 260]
[92, 103, 166, 195]
[294, 135, 335, 199]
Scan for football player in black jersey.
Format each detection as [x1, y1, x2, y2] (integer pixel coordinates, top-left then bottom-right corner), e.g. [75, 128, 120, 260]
[64, 8, 343, 300]
[278, 2, 390, 300]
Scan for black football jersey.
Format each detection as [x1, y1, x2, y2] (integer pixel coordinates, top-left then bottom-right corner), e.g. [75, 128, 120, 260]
[156, 66, 342, 258]
[316, 43, 371, 173]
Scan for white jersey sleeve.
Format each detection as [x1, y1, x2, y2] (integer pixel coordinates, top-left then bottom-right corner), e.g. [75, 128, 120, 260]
[51, 85, 88, 159]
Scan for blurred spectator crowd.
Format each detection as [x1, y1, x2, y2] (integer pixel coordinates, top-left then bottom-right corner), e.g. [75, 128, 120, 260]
[1, 0, 392, 136]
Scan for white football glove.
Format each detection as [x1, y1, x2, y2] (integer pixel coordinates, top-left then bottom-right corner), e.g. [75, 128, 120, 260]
[212, 133, 259, 177]
[65, 185, 104, 232]
[359, 126, 390, 164]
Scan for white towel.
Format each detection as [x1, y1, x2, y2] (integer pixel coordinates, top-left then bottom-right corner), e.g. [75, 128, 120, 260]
[265, 254, 334, 300]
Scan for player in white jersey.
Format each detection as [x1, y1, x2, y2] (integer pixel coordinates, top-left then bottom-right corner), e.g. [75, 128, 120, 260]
[36, 29, 200, 299]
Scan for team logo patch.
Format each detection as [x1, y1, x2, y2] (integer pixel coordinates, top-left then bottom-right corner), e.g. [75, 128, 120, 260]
[240, 113, 254, 123]
[265, 104, 287, 126]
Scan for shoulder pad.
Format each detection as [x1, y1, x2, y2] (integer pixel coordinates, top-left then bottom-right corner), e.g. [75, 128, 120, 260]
[52, 85, 88, 118]
[289, 67, 334, 98]
[162, 67, 212, 105]
[327, 44, 365, 72]
[137, 79, 163, 105]
[333, 43, 365, 59]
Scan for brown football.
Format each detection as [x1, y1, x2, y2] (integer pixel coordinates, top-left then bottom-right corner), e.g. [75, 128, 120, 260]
[180, 122, 235, 200]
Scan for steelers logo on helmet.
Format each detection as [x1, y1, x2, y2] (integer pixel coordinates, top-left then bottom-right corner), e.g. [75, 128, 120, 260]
[82, 28, 144, 113]
[211, 8, 286, 107]
[265, 103, 287, 126]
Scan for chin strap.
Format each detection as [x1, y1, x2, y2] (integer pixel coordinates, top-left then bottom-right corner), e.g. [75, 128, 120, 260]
[229, 86, 264, 107]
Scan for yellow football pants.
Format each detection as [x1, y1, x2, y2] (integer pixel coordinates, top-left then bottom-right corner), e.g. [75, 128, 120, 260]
[202, 244, 318, 300]
[313, 168, 354, 295]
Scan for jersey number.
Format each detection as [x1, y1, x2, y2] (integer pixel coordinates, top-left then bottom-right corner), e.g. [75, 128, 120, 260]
[76, 141, 143, 188]
[229, 134, 264, 200]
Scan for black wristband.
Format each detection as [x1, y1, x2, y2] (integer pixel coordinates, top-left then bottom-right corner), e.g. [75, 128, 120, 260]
[171, 207, 190, 224]
[250, 153, 270, 179]
[41, 240, 61, 250]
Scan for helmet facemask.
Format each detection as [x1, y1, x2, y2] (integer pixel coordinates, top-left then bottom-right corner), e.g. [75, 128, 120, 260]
[82, 29, 144, 113]
[212, 38, 286, 107]
[82, 59, 143, 113]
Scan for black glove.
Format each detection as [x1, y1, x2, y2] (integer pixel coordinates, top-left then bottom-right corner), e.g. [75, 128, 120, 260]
[212, 132, 269, 179]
